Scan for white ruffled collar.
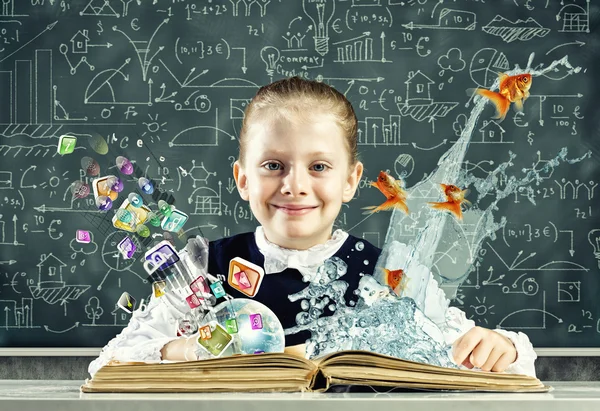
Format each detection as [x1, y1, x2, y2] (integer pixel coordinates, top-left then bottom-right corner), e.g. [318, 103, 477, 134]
[254, 226, 349, 278]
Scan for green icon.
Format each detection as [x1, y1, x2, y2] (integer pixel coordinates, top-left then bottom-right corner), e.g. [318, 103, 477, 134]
[158, 200, 173, 217]
[136, 224, 150, 238]
[146, 212, 161, 227]
[225, 318, 238, 334]
[57, 135, 77, 155]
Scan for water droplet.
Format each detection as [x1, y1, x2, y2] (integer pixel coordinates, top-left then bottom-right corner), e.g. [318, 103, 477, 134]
[300, 300, 309, 310]
[116, 209, 133, 223]
[146, 212, 161, 227]
[81, 156, 100, 176]
[107, 176, 123, 193]
[355, 241, 364, 251]
[96, 195, 112, 211]
[89, 132, 108, 155]
[363, 260, 369, 265]
[138, 177, 154, 194]
[70, 181, 90, 199]
[136, 224, 150, 238]
[128, 192, 143, 207]
[116, 156, 134, 175]
[328, 304, 336, 311]
[158, 200, 172, 217]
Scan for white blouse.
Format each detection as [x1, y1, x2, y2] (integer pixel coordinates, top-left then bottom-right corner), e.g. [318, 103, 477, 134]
[88, 228, 537, 378]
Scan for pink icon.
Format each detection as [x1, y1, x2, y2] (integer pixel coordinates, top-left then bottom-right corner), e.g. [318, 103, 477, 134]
[250, 313, 262, 330]
[76, 230, 91, 244]
[185, 294, 202, 309]
[190, 276, 210, 294]
[234, 271, 252, 289]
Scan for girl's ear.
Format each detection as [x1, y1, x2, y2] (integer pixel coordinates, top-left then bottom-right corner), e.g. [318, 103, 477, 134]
[233, 160, 249, 201]
[342, 161, 364, 203]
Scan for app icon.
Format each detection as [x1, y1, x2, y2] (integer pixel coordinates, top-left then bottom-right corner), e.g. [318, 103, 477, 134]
[185, 293, 202, 309]
[117, 292, 136, 314]
[57, 135, 77, 155]
[199, 325, 212, 340]
[76, 229, 91, 244]
[190, 275, 210, 294]
[250, 313, 263, 330]
[92, 176, 118, 201]
[196, 322, 233, 357]
[225, 318, 238, 334]
[228, 257, 265, 297]
[112, 199, 150, 232]
[144, 241, 179, 271]
[117, 236, 136, 259]
[161, 209, 188, 233]
[152, 280, 166, 298]
[210, 281, 226, 298]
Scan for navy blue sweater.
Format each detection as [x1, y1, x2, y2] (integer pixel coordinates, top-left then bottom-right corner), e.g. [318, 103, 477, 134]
[208, 232, 381, 346]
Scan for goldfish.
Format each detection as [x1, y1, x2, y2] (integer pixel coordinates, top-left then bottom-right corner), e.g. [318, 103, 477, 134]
[382, 268, 408, 294]
[362, 171, 409, 215]
[428, 184, 471, 220]
[467, 73, 532, 122]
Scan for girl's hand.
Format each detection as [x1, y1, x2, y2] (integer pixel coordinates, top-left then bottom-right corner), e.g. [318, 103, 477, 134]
[452, 326, 517, 372]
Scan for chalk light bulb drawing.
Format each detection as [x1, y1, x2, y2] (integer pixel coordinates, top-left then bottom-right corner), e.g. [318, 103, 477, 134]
[302, 0, 336, 56]
[588, 229, 600, 269]
[260, 46, 280, 77]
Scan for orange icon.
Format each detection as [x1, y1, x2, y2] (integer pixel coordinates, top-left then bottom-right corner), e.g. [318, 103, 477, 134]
[228, 257, 265, 298]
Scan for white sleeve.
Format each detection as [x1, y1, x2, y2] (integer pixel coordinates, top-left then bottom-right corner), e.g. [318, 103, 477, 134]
[424, 276, 538, 378]
[87, 290, 188, 378]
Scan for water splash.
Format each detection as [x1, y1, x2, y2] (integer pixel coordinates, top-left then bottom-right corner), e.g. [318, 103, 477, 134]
[285, 257, 456, 368]
[376, 53, 588, 307]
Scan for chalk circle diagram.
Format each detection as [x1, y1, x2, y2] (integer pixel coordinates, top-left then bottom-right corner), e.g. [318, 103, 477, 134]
[394, 153, 415, 179]
[98, 231, 146, 290]
[469, 48, 510, 88]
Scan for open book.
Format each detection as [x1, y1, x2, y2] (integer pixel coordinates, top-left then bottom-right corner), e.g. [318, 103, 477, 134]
[81, 350, 550, 393]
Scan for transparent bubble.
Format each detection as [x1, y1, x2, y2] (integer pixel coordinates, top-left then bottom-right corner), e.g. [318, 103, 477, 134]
[363, 260, 369, 265]
[146, 212, 161, 227]
[300, 300, 309, 310]
[81, 156, 100, 176]
[70, 181, 90, 199]
[107, 176, 123, 193]
[89, 132, 108, 155]
[116, 156, 134, 175]
[128, 193, 143, 207]
[158, 200, 172, 217]
[116, 208, 133, 223]
[138, 177, 154, 194]
[96, 195, 112, 211]
[136, 224, 150, 238]
[355, 241, 364, 251]
[328, 304, 336, 311]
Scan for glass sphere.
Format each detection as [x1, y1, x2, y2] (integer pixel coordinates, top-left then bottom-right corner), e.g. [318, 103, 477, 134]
[202, 298, 285, 357]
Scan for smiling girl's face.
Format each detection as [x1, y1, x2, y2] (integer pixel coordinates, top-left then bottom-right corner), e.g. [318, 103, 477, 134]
[233, 111, 363, 250]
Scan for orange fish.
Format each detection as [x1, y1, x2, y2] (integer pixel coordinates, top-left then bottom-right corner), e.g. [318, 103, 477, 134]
[467, 73, 532, 122]
[383, 268, 407, 294]
[428, 184, 471, 220]
[362, 171, 409, 215]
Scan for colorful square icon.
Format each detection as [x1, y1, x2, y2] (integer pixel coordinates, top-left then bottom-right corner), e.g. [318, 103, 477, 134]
[112, 199, 150, 232]
[210, 281, 226, 298]
[152, 280, 166, 298]
[228, 257, 264, 298]
[196, 322, 233, 357]
[185, 293, 202, 309]
[92, 176, 118, 201]
[190, 275, 209, 294]
[75, 229, 91, 244]
[249, 313, 263, 330]
[225, 318, 238, 334]
[57, 135, 77, 155]
[199, 325, 212, 340]
[144, 240, 179, 271]
[117, 236, 136, 259]
[161, 209, 188, 233]
[117, 292, 136, 314]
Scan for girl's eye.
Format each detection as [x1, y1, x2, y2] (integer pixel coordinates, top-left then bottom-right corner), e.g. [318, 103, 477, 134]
[312, 163, 328, 172]
[265, 162, 281, 171]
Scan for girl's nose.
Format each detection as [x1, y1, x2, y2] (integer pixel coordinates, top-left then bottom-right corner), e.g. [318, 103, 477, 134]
[280, 168, 308, 196]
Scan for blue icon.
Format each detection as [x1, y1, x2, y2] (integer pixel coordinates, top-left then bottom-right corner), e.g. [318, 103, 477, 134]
[128, 192, 143, 208]
[210, 281, 226, 298]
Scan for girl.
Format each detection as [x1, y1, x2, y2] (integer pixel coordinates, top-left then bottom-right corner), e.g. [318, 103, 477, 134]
[88, 77, 536, 378]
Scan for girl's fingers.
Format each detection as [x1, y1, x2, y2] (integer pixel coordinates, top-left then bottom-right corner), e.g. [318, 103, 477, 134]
[492, 351, 516, 373]
[469, 336, 495, 369]
[481, 346, 504, 372]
